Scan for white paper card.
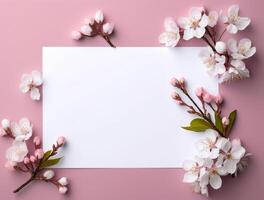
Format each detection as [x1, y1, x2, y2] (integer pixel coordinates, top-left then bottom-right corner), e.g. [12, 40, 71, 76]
[43, 47, 218, 168]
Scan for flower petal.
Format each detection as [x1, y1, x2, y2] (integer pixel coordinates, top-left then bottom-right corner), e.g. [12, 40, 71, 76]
[178, 17, 190, 29]
[194, 27, 205, 38]
[189, 7, 202, 20]
[236, 17, 251, 30]
[224, 159, 237, 174]
[226, 24, 238, 34]
[164, 17, 179, 33]
[31, 71, 42, 86]
[209, 174, 222, 189]
[208, 11, 218, 27]
[182, 160, 195, 171]
[227, 39, 238, 53]
[228, 5, 239, 19]
[30, 87, 40, 100]
[199, 15, 209, 27]
[183, 171, 198, 183]
[183, 28, 194, 40]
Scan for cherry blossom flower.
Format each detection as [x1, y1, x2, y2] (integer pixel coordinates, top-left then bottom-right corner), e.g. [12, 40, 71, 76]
[159, 17, 180, 47]
[222, 5, 251, 34]
[178, 7, 209, 40]
[196, 131, 220, 159]
[199, 47, 226, 76]
[227, 38, 256, 60]
[10, 118, 33, 141]
[219, 59, 249, 83]
[6, 140, 28, 163]
[19, 70, 42, 100]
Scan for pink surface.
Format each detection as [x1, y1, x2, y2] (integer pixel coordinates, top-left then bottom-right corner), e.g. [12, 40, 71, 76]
[0, 0, 263, 199]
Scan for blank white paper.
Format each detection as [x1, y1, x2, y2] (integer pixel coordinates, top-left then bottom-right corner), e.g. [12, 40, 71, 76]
[43, 47, 218, 168]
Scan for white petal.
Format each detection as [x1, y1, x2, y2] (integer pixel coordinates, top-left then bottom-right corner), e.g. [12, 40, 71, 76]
[194, 27, 205, 38]
[226, 24, 238, 34]
[216, 137, 231, 153]
[236, 17, 251, 30]
[189, 7, 202, 20]
[231, 59, 245, 70]
[178, 17, 190, 29]
[199, 15, 209, 27]
[30, 87, 40, 100]
[80, 25, 92, 36]
[10, 122, 21, 138]
[31, 71, 42, 86]
[239, 38, 251, 51]
[159, 32, 180, 47]
[209, 174, 222, 189]
[182, 160, 195, 171]
[199, 168, 209, 187]
[224, 159, 237, 174]
[19, 118, 30, 128]
[164, 17, 179, 33]
[183, 28, 194, 40]
[210, 148, 220, 159]
[19, 83, 30, 93]
[228, 5, 239, 19]
[245, 47, 256, 58]
[231, 146, 246, 160]
[227, 39, 238, 53]
[219, 71, 231, 83]
[183, 171, 198, 183]
[208, 11, 218, 27]
[94, 10, 104, 23]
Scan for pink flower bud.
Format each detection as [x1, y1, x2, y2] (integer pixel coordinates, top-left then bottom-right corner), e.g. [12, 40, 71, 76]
[203, 93, 213, 103]
[30, 155, 36, 163]
[195, 87, 204, 97]
[0, 128, 7, 136]
[1, 119, 10, 130]
[171, 92, 179, 100]
[80, 25, 92, 36]
[58, 177, 68, 186]
[175, 100, 183, 105]
[170, 77, 178, 87]
[5, 161, 17, 170]
[59, 186, 68, 194]
[34, 149, 44, 159]
[57, 136, 66, 146]
[222, 117, 230, 126]
[178, 77, 185, 85]
[24, 157, 30, 164]
[214, 95, 223, 104]
[72, 30, 82, 40]
[33, 136, 41, 146]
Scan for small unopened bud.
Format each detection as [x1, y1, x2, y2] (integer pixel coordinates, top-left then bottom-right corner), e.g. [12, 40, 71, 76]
[24, 157, 30, 164]
[57, 136, 66, 146]
[34, 149, 44, 159]
[58, 177, 68, 186]
[33, 136, 41, 146]
[170, 77, 178, 87]
[195, 87, 204, 97]
[94, 10, 104, 23]
[215, 41, 226, 54]
[203, 93, 213, 103]
[222, 117, 230, 126]
[80, 25, 92, 36]
[1, 119, 10, 130]
[214, 95, 223, 104]
[171, 92, 180, 100]
[59, 186, 68, 194]
[103, 23, 114, 35]
[43, 170, 55, 180]
[72, 30, 82, 40]
[30, 155, 36, 163]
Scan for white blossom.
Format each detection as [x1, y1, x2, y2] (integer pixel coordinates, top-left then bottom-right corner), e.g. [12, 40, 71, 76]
[199, 47, 226, 76]
[59, 186, 68, 194]
[222, 5, 251, 34]
[6, 140, 28, 163]
[19, 70, 42, 100]
[94, 10, 104, 23]
[182, 156, 204, 183]
[196, 131, 220, 159]
[10, 118, 33, 141]
[103, 23, 114, 34]
[227, 38, 256, 60]
[219, 59, 249, 83]
[178, 7, 209, 40]
[159, 17, 180, 47]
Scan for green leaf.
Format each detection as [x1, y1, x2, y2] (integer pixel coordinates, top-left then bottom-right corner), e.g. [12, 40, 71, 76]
[43, 150, 53, 161]
[40, 157, 62, 169]
[182, 118, 212, 132]
[226, 110, 237, 136]
[215, 113, 224, 133]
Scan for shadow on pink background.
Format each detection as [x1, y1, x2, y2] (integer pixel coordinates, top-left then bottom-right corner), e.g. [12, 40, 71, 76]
[0, 0, 263, 199]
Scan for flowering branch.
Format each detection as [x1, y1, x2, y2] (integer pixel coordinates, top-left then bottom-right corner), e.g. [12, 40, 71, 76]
[72, 10, 116, 48]
[170, 77, 250, 197]
[159, 5, 256, 83]
[1, 118, 69, 194]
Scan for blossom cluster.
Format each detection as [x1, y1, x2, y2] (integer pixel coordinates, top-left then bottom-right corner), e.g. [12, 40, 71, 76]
[1, 118, 68, 194]
[160, 5, 256, 83]
[20, 70, 43, 101]
[72, 10, 116, 47]
[170, 77, 250, 197]
[183, 131, 249, 197]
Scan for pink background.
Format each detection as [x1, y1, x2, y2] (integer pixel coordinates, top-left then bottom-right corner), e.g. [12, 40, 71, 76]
[0, 0, 263, 199]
